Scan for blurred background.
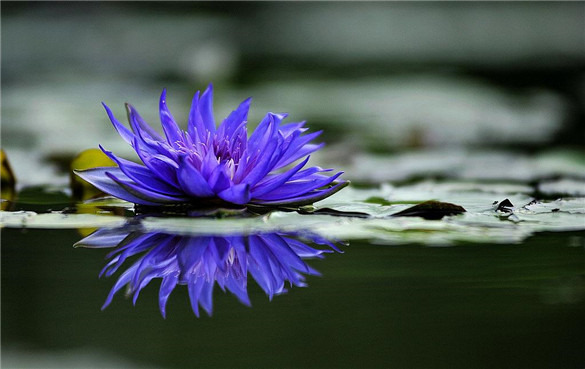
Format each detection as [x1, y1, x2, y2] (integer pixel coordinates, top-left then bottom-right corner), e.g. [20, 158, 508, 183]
[2, 3, 585, 369]
[2, 2, 584, 187]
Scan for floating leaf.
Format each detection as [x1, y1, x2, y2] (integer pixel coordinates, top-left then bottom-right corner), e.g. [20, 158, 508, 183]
[298, 206, 370, 218]
[391, 200, 466, 220]
[538, 179, 585, 197]
[76, 197, 133, 236]
[364, 196, 393, 206]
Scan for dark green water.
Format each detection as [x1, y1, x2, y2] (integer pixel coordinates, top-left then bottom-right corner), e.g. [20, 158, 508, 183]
[2, 228, 584, 368]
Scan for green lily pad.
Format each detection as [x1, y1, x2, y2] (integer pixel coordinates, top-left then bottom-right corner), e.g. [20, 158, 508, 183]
[391, 200, 466, 220]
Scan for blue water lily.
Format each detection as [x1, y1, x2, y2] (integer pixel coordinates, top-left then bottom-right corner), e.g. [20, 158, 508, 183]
[75, 85, 347, 207]
[77, 228, 341, 317]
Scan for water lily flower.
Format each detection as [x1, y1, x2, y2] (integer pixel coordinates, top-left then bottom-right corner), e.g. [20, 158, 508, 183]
[75, 85, 347, 207]
[77, 228, 341, 317]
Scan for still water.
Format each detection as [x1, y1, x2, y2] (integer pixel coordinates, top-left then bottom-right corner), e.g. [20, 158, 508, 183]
[2, 226, 584, 368]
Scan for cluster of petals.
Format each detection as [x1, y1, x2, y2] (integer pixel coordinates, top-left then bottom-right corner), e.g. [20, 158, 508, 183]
[78, 228, 340, 317]
[76, 84, 346, 206]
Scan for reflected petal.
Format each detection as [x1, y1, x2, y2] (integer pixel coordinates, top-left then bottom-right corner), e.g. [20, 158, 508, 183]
[77, 225, 342, 317]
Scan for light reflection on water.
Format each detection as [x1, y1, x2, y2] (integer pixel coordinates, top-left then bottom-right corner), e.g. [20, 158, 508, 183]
[76, 226, 342, 317]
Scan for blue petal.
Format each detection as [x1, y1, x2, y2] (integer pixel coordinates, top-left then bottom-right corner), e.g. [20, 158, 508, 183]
[274, 130, 323, 169]
[251, 179, 348, 206]
[125, 103, 163, 141]
[100, 145, 183, 195]
[74, 167, 161, 205]
[102, 103, 135, 145]
[248, 236, 278, 298]
[106, 171, 188, 204]
[102, 263, 140, 310]
[74, 228, 130, 248]
[207, 164, 231, 193]
[177, 157, 215, 197]
[159, 272, 179, 319]
[199, 84, 216, 133]
[188, 90, 206, 141]
[278, 143, 325, 170]
[134, 140, 180, 187]
[198, 282, 214, 316]
[241, 139, 281, 186]
[218, 183, 251, 205]
[263, 234, 309, 275]
[290, 166, 333, 180]
[159, 89, 184, 147]
[217, 97, 251, 139]
[200, 146, 219, 179]
[247, 113, 285, 153]
[188, 276, 205, 317]
[255, 172, 343, 201]
[251, 156, 310, 197]
[225, 277, 251, 307]
[278, 121, 306, 136]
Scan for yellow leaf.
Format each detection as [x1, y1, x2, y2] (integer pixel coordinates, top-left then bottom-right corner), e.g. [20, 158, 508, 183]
[1, 149, 16, 210]
[70, 148, 117, 201]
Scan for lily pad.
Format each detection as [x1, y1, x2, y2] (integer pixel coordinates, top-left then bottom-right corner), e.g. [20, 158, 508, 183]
[391, 200, 466, 220]
[538, 179, 585, 197]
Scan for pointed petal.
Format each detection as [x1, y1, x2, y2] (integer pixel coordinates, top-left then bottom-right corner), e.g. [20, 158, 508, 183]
[217, 97, 251, 139]
[251, 179, 348, 207]
[102, 103, 135, 145]
[74, 228, 130, 248]
[251, 156, 310, 197]
[242, 138, 281, 187]
[255, 172, 343, 201]
[198, 282, 214, 316]
[159, 89, 183, 146]
[188, 276, 205, 317]
[199, 84, 216, 133]
[74, 167, 160, 205]
[159, 273, 179, 319]
[125, 103, 163, 141]
[100, 145, 183, 195]
[274, 129, 324, 169]
[188, 90, 207, 139]
[278, 121, 306, 136]
[248, 113, 286, 152]
[106, 171, 188, 204]
[133, 139, 180, 187]
[101, 263, 140, 310]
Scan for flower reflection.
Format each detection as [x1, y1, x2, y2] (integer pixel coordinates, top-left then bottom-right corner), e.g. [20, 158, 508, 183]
[77, 228, 341, 317]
